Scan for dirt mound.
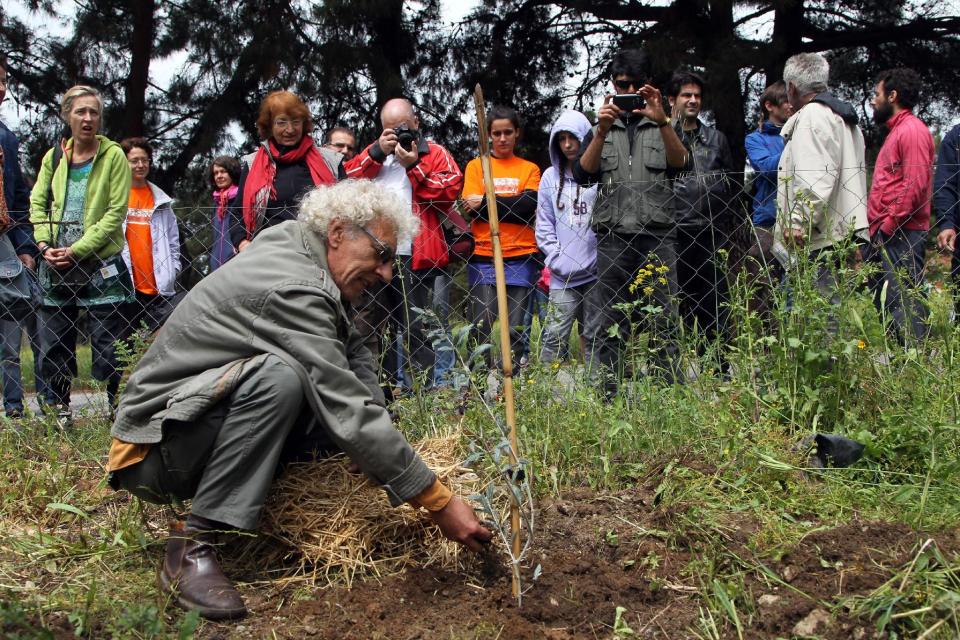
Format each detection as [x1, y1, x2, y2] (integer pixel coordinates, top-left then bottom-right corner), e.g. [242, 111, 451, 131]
[209, 488, 957, 639]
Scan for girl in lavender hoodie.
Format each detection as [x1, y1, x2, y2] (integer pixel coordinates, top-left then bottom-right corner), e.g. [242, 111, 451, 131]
[536, 110, 599, 363]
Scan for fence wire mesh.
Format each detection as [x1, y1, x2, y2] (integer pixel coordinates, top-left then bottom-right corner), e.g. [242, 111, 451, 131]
[2, 162, 959, 419]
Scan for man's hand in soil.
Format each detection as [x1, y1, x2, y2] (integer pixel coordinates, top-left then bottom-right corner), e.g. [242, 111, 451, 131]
[429, 496, 492, 552]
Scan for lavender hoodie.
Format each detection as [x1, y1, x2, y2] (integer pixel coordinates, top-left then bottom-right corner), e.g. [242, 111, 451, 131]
[535, 110, 598, 290]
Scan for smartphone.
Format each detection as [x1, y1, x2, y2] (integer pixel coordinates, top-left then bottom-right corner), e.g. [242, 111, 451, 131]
[611, 93, 645, 113]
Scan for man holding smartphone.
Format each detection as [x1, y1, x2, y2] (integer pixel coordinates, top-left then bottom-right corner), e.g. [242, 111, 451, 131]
[574, 48, 689, 394]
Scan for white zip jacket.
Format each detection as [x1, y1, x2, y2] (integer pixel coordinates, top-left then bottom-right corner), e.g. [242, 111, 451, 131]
[121, 182, 181, 296]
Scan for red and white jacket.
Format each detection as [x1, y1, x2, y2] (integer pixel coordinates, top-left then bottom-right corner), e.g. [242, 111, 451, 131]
[345, 138, 463, 269]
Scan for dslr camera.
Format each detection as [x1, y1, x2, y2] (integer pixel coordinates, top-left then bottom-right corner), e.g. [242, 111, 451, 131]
[395, 124, 420, 151]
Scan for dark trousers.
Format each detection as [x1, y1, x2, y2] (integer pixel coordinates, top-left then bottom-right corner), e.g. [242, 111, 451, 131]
[0, 311, 46, 414]
[469, 282, 532, 370]
[38, 302, 128, 407]
[128, 291, 179, 336]
[865, 228, 929, 342]
[676, 224, 729, 345]
[742, 225, 783, 329]
[353, 257, 438, 388]
[586, 232, 682, 388]
[111, 355, 326, 530]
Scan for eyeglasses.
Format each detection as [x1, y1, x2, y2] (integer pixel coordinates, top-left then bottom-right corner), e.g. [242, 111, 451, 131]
[128, 158, 150, 166]
[358, 226, 396, 265]
[273, 118, 304, 130]
[614, 79, 641, 91]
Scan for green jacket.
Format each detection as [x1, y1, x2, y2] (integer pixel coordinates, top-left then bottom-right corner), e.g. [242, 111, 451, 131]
[111, 220, 436, 506]
[29, 135, 131, 259]
[589, 117, 677, 236]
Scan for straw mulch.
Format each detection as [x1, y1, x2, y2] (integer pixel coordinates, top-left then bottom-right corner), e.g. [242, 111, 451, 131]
[233, 432, 480, 588]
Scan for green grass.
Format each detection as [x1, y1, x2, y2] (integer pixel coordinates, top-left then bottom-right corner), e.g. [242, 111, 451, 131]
[0, 246, 958, 637]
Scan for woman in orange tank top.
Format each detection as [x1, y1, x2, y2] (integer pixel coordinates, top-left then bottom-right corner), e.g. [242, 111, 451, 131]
[461, 105, 542, 369]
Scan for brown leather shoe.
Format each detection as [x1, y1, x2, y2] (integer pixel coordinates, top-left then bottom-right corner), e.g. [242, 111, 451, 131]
[158, 524, 246, 620]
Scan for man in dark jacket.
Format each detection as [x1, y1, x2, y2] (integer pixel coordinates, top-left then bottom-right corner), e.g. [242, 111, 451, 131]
[574, 49, 689, 392]
[0, 56, 44, 418]
[667, 70, 736, 357]
[935, 123, 960, 314]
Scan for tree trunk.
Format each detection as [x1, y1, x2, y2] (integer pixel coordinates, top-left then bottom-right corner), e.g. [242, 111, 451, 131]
[123, 0, 155, 138]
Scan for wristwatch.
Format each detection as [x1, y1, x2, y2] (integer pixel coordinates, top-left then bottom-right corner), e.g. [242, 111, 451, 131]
[657, 117, 672, 127]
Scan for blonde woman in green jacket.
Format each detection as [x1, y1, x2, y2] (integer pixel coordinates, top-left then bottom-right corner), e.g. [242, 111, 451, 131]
[29, 85, 133, 424]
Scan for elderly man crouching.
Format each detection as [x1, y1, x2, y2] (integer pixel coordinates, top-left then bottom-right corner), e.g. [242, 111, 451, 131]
[107, 179, 491, 620]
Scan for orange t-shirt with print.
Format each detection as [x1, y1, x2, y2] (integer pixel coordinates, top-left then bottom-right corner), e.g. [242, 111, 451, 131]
[462, 155, 541, 259]
[125, 186, 158, 295]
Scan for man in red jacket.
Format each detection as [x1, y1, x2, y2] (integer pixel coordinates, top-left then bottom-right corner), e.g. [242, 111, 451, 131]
[865, 68, 935, 342]
[346, 99, 463, 392]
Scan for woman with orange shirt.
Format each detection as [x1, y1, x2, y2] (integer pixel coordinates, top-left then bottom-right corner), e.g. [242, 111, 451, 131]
[120, 138, 181, 335]
[461, 105, 541, 367]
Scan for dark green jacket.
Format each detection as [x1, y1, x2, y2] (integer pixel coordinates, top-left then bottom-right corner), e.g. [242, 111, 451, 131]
[111, 220, 435, 506]
[574, 117, 677, 236]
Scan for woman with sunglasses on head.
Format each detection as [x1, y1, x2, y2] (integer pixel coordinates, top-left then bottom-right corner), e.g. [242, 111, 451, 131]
[29, 85, 134, 424]
[461, 105, 541, 369]
[119, 137, 180, 335]
[209, 156, 240, 272]
[228, 91, 345, 252]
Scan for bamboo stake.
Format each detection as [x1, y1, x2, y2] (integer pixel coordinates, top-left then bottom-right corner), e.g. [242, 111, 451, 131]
[472, 84, 522, 599]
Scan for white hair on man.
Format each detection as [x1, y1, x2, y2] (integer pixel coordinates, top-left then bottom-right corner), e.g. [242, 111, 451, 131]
[783, 53, 830, 96]
[298, 178, 418, 246]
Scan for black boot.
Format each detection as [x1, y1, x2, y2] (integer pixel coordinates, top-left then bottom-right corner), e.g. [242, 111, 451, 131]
[158, 515, 246, 620]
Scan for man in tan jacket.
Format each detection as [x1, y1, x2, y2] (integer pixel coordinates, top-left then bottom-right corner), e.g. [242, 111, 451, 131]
[775, 53, 868, 322]
[108, 179, 490, 620]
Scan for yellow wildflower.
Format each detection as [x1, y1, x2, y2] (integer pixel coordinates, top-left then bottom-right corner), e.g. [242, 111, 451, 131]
[658, 277, 668, 285]
[857, 340, 866, 350]
[643, 286, 654, 295]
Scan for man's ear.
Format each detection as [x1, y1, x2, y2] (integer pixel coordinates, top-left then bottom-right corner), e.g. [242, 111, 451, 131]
[327, 219, 346, 249]
[668, 96, 676, 108]
[888, 89, 898, 106]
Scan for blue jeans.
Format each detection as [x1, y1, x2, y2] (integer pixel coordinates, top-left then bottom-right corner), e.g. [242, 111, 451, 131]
[0, 311, 45, 415]
[431, 270, 456, 385]
[540, 282, 601, 363]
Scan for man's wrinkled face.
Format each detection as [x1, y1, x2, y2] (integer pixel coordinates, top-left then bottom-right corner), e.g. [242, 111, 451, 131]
[673, 83, 702, 120]
[872, 81, 896, 125]
[326, 217, 397, 303]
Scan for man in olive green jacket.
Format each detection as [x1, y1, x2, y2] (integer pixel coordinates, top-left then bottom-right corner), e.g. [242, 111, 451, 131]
[108, 180, 490, 620]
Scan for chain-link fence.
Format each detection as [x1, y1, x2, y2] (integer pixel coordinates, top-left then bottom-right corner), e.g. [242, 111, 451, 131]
[2, 163, 958, 419]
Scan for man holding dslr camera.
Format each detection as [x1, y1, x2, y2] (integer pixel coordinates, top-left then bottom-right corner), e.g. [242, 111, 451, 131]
[574, 48, 689, 393]
[346, 98, 463, 392]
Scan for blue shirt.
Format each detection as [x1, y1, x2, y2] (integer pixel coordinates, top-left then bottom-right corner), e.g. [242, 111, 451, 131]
[744, 121, 785, 228]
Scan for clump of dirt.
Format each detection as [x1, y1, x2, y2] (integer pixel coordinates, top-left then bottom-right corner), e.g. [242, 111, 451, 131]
[206, 488, 957, 639]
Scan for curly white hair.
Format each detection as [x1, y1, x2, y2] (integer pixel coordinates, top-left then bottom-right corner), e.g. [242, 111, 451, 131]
[298, 179, 418, 246]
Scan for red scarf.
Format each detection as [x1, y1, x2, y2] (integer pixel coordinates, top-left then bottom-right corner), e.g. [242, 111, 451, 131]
[240, 136, 335, 238]
[213, 184, 238, 221]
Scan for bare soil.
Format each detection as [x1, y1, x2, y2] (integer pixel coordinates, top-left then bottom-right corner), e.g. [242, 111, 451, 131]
[194, 487, 958, 639]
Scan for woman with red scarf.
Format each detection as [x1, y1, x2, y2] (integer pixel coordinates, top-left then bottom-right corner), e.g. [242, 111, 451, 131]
[209, 155, 239, 271]
[228, 91, 344, 251]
